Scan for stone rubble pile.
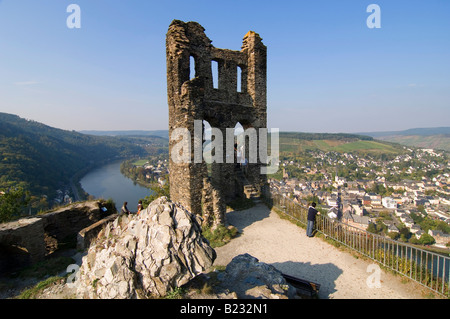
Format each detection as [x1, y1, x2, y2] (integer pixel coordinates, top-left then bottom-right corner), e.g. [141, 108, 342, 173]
[75, 197, 216, 299]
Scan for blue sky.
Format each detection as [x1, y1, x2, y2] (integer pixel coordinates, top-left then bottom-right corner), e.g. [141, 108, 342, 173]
[0, 0, 449, 133]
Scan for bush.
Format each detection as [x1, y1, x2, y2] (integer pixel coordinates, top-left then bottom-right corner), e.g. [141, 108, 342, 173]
[202, 225, 238, 248]
[0, 187, 30, 223]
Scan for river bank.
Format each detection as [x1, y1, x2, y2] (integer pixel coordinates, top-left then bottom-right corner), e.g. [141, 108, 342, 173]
[79, 160, 153, 212]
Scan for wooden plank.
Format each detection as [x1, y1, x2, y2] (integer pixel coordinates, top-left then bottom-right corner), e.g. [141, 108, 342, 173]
[282, 273, 321, 297]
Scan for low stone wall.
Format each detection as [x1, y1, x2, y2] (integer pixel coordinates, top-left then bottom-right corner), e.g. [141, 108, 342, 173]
[0, 201, 113, 273]
[0, 217, 47, 271]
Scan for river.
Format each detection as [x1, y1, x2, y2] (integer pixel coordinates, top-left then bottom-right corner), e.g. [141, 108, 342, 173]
[80, 160, 153, 212]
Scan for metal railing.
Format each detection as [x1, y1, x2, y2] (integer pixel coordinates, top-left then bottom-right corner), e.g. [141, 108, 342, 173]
[262, 189, 450, 298]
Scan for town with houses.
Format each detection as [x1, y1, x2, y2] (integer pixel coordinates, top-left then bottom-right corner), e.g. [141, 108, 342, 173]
[269, 147, 450, 250]
[139, 159, 169, 187]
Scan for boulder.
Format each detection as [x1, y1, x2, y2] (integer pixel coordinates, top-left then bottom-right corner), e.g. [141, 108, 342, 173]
[217, 253, 297, 299]
[75, 197, 216, 299]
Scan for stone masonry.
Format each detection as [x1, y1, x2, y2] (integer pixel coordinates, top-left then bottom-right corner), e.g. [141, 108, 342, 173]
[166, 20, 268, 228]
[0, 201, 112, 273]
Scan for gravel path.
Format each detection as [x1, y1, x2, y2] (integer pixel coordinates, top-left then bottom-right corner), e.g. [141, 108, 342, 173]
[214, 202, 431, 299]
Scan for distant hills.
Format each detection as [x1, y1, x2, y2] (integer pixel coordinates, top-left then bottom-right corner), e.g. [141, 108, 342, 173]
[2, 111, 447, 204]
[80, 130, 170, 139]
[359, 127, 450, 152]
[359, 127, 450, 138]
[81, 128, 449, 155]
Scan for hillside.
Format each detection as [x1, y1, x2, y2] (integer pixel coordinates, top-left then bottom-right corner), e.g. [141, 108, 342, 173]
[360, 127, 450, 152]
[0, 113, 149, 200]
[278, 132, 403, 156]
[374, 135, 450, 153]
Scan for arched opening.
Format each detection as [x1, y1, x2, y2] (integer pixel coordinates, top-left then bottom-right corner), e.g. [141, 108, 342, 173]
[234, 121, 257, 171]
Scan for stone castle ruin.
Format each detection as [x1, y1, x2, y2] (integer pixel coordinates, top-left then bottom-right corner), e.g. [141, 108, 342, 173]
[166, 20, 268, 228]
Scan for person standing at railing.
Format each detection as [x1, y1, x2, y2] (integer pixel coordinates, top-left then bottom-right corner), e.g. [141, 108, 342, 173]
[307, 202, 320, 237]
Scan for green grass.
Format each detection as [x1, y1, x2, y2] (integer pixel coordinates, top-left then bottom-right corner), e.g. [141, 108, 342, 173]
[17, 276, 64, 299]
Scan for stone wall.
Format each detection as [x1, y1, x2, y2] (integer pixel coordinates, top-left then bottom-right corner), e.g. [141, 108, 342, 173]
[0, 201, 113, 273]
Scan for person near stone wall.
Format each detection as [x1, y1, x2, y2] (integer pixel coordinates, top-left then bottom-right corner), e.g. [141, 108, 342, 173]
[121, 202, 131, 215]
[137, 200, 143, 215]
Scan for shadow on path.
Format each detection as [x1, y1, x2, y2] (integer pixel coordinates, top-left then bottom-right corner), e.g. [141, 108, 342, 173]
[225, 202, 271, 232]
[271, 261, 343, 299]
[224, 202, 344, 299]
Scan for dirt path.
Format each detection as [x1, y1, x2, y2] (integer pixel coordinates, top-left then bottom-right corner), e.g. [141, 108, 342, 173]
[214, 202, 434, 299]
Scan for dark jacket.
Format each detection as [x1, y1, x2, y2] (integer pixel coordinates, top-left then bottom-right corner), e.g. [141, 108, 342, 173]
[307, 206, 319, 221]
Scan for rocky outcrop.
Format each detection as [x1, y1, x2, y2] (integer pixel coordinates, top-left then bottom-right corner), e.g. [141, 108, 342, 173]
[217, 254, 298, 299]
[75, 197, 216, 299]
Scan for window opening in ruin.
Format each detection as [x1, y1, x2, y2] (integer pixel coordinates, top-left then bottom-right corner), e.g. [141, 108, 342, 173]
[237, 66, 242, 92]
[211, 60, 219, 89]
[190, 56, 196, 80]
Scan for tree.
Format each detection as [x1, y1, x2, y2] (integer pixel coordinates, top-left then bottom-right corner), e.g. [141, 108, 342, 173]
[367, 222, 378, 234]
[0, 187, 30, 223]
[398, 227, 411, 242]
[388, 231, 400, 240]
[419, 233, 435, 246]
[141, 182, 170, 209]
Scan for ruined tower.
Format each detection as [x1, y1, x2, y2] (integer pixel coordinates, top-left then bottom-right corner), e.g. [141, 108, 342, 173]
[166, 20, 267, 226]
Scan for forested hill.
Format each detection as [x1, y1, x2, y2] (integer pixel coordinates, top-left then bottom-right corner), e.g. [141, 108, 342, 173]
[0, 112, 147, 197]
